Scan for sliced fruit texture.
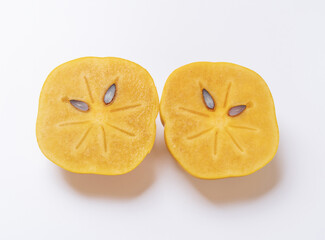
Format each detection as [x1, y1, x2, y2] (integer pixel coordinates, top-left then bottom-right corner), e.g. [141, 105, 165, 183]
[160, 62, 279, 179]
[36, 57, 159, 175]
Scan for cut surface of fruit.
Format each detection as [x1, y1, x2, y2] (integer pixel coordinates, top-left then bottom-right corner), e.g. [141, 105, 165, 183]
[36, 57, 159, 175]
[160, 62, 279, 179]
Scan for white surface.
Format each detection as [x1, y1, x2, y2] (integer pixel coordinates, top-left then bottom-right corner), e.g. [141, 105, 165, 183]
[0, 0, 324, 239]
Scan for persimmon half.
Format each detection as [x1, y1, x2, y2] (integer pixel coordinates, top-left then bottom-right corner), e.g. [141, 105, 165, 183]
[160, 62, 279, 179]
[36, 57, 159, 175]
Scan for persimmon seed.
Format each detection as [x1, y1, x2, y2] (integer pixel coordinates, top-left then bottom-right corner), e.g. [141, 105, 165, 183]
[202, 89, 215, 109]
[228, 105, 246, 117]
[70, 100, 89, 112]
[104, 84, 116, 104]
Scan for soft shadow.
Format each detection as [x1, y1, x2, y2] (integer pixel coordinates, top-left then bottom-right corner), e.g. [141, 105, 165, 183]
[186, 146, 283, 204]
[62, 127, 166, 199]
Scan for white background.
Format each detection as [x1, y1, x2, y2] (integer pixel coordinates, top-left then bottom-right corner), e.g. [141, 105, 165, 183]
[0, 0, 324, 239]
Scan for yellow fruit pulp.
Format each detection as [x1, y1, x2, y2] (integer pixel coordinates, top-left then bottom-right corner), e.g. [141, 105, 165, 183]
[36, 57, 159, 175]
[160, 62, 279, 179]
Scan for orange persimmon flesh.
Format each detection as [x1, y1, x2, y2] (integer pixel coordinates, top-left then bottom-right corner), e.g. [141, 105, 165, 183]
[160, 62, 279, 179]
[36, 57, 159, 175]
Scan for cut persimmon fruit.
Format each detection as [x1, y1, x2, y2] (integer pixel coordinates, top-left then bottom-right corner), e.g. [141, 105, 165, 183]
[160, 62, 279, 179]
[36, 57, 159, 175]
